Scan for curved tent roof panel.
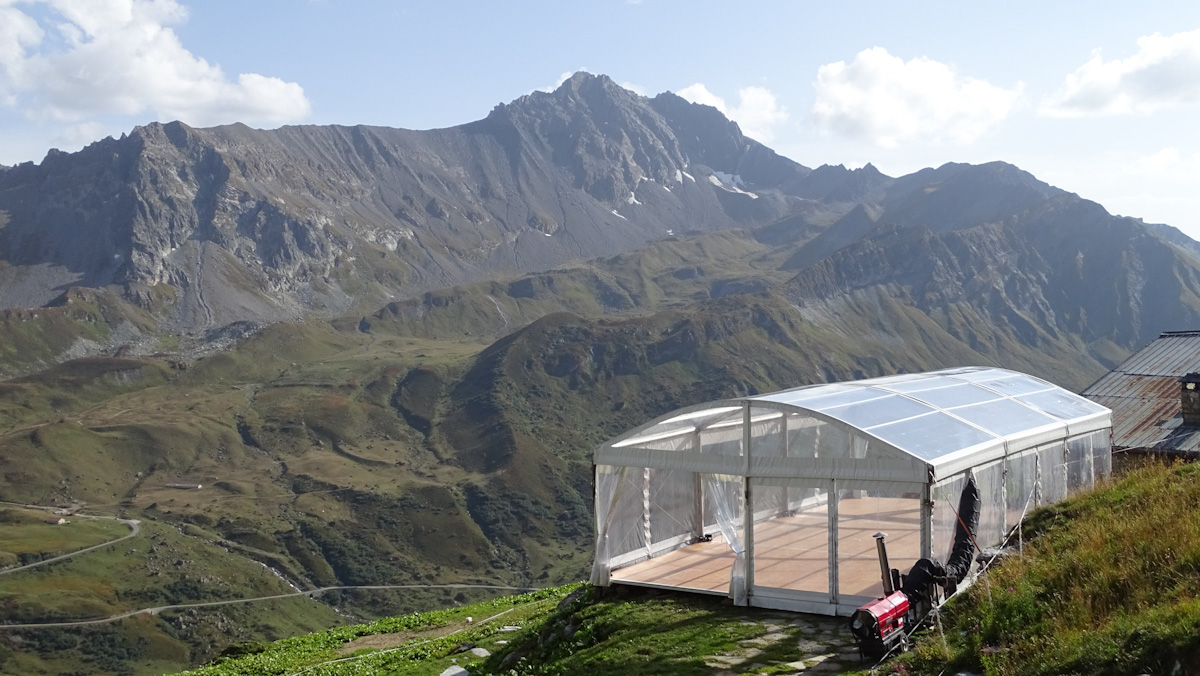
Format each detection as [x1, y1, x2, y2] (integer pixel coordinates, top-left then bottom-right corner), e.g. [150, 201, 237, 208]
[596, 366, 1109, 481]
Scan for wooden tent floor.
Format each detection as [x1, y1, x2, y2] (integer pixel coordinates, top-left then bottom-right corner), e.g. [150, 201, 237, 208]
[611, 496, 921, 599]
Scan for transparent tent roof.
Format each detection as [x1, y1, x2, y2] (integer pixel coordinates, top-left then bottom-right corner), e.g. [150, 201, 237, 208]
[599, 367, 1110, 479]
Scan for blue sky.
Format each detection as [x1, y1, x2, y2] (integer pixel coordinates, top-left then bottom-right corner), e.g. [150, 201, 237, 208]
[2, 1, 1200, 238]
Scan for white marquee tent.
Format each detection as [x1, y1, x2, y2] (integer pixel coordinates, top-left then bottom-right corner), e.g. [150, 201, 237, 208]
[591, 367, 1111, 615]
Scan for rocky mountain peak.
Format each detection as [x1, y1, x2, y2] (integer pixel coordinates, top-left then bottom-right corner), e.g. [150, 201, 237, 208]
[0, 72, 821, 334]
[552, 71, 632, 100]
[485, 72, 689, 201]
[858, 162, 884, 178]
[4, 69, 1193, 377]
[649, 90, 810, 189]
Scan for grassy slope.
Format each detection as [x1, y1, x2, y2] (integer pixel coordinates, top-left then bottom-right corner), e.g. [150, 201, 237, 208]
[898, 460, 1200, 676]
[0, 223, 1131, 675]
[171, 584, 861, 676]
[173, 586, 585, 676]
[0, 508, 128, 567]
[0, 326, 522, 674]
[0, 281, 1117, 675]
[360, 228, 792, 342]
[167, 461, 1200, 676]
[0, 519, 341, 675]
[0, 286, 169, 379]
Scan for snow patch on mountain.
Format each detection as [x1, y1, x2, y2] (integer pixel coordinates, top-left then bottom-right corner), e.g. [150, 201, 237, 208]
[708, 173, 758, 199]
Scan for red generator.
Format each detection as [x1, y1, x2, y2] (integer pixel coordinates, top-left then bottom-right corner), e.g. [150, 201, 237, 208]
[848, 590, 910, 659]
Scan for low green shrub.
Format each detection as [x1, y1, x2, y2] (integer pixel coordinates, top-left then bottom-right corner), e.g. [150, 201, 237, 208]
[898, 461, 1200, 676]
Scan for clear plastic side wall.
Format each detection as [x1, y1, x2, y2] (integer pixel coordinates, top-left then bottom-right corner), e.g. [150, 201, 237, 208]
[836, 483, 922, 599]
[1038, 441, 1068, 505]
[750, 478, 830, 596]
[933, 473, 968, 564]
[592, 465, 702, 581]
[591, 466, 648, 580]
[931, 430, 1112, 563]
[973, 459, 1007, 549]
[1090, 429, 1113, 480]
[648, 468, 697, 552]
[1066, 433, 1096, 493]
[786, 414, 822, 510]
[705, 473, 746, 604]
[1005, 449, 1039, 528]
[591, 465, 629, 584]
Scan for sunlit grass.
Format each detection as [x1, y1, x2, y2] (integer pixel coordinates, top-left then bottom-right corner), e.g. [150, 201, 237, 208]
[900, 460, 1200, 675]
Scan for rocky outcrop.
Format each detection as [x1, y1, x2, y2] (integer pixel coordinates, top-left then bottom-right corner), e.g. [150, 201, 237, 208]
[784, 186, 1200, 370]
[0, 73, 827, 332]
[3, 71, 1199, 385]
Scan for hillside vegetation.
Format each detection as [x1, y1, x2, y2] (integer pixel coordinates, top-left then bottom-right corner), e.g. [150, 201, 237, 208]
[0, 266, 1135, 674]
[173, 460, 1200, 676]
[0, 519, 341, 675]
[170, 584, 864, 676]
[900, 460, 1200, 675]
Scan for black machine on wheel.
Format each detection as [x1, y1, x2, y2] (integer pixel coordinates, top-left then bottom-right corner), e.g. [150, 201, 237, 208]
[849, 476, 981, 660]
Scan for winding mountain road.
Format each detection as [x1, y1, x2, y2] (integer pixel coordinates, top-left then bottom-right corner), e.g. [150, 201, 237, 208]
[0, 508, 140, 577]
[0, 502, 539, 632]
[0, 583, 538, 629]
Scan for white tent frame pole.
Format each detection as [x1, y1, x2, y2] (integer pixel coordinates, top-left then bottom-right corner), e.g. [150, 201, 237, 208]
[828, 477, 839, 605]
[692, 431, 703, 540]
[780, 413, 790, 514]
[1035, 452, 1042, 507]
[920, 480, 933, 560]
[742, 402, 755, 598]
[642, 467, 651, 559]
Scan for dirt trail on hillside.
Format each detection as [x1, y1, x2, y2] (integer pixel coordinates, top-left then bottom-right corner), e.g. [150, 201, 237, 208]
[337, 625, 451, 654]
[337, 607, 515, 654]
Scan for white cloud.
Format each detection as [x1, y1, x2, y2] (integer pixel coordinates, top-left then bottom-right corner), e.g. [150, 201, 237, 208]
[1136, 147, 1182, 170]
[677, 83, 725, 110]
[54, 120, 108, 148]
[676, 83, 788, 143]
[810, 47, 1023, 148]
[1032, 147, 1200, 240]
[539, 68, 587, 93]
[619, 81, 647, 96]
[731, 87, 788, 143]
[1133, 147, 1200, 171]
[0, 0, 311, 128]
[1041, 29, 1200, 117]
[0, 4, 43, 106]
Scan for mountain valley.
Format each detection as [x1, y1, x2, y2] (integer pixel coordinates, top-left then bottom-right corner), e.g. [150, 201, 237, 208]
[2, 73, 1200, 674]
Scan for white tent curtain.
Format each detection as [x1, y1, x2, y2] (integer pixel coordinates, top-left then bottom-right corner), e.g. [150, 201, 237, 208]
[704, 472, 747, 605]
[590, 465, 637, 585]
[649, 468, 696, 546]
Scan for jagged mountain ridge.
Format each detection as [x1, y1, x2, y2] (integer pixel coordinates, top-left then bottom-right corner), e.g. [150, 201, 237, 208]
[326, 158, 1200, 385]
[0, 73, 833, 333]
[1, 70, 1199, 384]
[782, 181, 1200, 373]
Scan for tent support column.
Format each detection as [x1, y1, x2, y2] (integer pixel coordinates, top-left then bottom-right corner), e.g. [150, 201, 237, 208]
[920, 482, 933, 560]
[828, 478, 839, 606]
[642, 468, 651, 559]
[742, 403, 754, 599]
[692, 432, 704, 541]
[1001, 443, 1010, 536]
[1035, 453, 1042, 507]
[780, 413, 790, 514]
